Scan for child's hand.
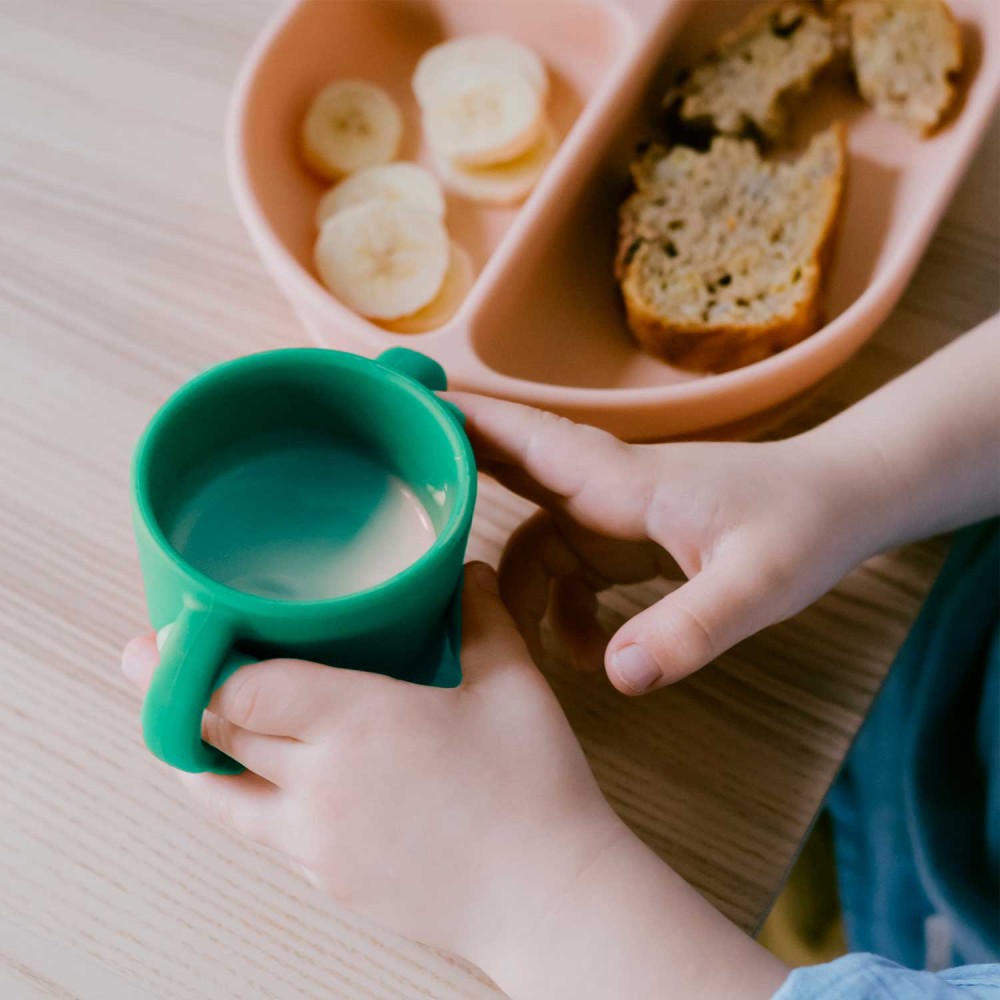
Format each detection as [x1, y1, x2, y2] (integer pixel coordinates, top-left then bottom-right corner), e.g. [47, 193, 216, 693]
[451, 318, 1000, 695]
[448, 394, 889, 694]
[121, 562, 788, 998]
[121, 563, 626, 967]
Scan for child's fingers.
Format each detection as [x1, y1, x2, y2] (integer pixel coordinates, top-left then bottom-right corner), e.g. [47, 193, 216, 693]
[550, 576, 607, 673]
[498, 513, 583, 666]
[460, 561, 539, 690]
[206, 660, 346, 742]
[444, 393, 654, 538]
[121, 636, 344, 743]
[122, 636, 305, 781]
[605, 557, 768, 694]
[473, 460, 570, 518]
[200, 712, 298, 786]
[176, 770, 284, 850]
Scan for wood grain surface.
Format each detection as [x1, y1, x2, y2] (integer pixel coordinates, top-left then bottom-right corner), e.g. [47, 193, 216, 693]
[1, 1, 997, 997]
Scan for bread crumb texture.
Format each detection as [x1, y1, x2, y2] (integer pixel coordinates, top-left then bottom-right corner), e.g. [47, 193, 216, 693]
[666, 2, 836, 141]
[617, 125, 847, 373]
[844, 0, 962, 134]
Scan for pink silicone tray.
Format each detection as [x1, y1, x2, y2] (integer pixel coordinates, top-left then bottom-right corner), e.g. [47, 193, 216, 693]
[228, 0, 999, 441]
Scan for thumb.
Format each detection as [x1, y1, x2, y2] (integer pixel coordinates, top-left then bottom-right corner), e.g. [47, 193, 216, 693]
[460, 561, 539, 689]
[605, 560, 770, 695]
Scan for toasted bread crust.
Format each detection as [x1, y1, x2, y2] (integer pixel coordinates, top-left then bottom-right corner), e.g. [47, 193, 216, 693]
[618, 125, 847, 374]
[617, 0, 961, 373]
[623, 296, 820, 373]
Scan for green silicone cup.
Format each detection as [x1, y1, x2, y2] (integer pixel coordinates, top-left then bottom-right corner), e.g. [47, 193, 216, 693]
[131, 347, 476, 774]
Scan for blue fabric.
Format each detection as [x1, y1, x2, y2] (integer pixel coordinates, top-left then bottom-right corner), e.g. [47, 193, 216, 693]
[825, 520, 999, 969]
[774, 955, 1000, 999]
[779, 521, 1000, 996]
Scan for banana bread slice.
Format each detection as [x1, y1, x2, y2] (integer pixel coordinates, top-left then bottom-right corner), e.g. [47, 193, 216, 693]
[842, 0, 962, 134]
[665, 2, 836, 142]
[616, 124, 847, 374]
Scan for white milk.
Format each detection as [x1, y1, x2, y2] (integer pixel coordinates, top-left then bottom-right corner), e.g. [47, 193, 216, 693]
[165, 434, 438, 601]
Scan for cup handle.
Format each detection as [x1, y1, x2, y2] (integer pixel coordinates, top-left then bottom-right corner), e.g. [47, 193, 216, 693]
[376, 348, 467, 427]
[377, 347, 447, 390]
[141, 602, 243, 774]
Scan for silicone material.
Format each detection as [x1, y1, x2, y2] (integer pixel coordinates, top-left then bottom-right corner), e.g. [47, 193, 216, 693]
[227, 0, 1000, 441]
[131, 347, 475, 773]
[141, 604, 242, 774]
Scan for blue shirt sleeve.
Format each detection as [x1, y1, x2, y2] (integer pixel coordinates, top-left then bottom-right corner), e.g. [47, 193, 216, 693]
[773, 954, 1000, 999]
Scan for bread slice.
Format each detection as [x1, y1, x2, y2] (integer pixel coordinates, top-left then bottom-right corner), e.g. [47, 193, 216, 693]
[842, 0, 962, 134]
[616, 124, 847, 373]
[664, 2, 836, 142]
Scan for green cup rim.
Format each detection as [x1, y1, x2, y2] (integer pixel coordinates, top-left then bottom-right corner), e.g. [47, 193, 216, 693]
[131, 348, 476, 613]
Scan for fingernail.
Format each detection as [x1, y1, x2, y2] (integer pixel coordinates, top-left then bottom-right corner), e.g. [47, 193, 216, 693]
[121, 634, 157, 685]
[610, 644, 660, 694]
[121, 640, 143, 683]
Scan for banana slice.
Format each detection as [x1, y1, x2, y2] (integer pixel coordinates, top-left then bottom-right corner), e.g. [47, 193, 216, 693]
[422, 65, 544, 167]
[314, 201, 449, 320]
[413, 34, 548, 106]
[432, 119, 558, 206]
[315, 163, 446, 228]
[301, 80, 403, 181]
[378, 241, 474, 334]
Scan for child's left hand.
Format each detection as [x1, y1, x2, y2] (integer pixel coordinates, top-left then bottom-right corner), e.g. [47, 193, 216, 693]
[121, 562, 626, 969]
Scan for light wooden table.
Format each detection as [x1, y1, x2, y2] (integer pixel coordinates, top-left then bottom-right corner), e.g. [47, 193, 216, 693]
[1, 2, 997, 997]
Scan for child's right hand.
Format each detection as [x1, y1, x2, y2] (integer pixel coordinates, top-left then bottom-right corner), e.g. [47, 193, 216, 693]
[448, 394, 890, 695]
[450, 321, 1000, 695]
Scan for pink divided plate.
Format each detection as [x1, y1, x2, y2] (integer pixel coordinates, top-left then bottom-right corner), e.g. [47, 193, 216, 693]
[228, 0, 999, 441]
